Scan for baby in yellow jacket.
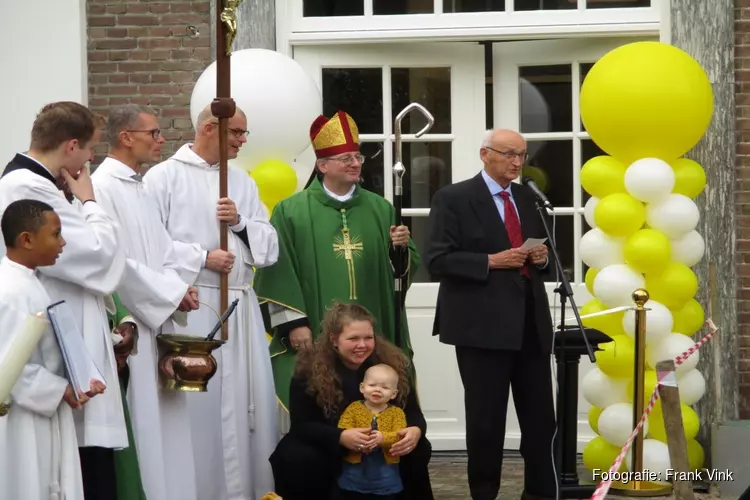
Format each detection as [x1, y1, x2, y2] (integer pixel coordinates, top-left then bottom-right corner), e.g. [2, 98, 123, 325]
[337, 363, 406, 499]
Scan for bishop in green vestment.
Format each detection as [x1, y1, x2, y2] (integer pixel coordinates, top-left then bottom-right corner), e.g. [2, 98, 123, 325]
[254, 111, 420, 409]
[106, 293, 147, 500]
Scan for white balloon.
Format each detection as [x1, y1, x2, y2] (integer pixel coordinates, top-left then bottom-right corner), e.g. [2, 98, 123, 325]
[622, 300, 673, 345]
[579, 228, 624, 270]
[593, 264, 646, 308]
[190, 48, 322, 169]
[677, 368, 706, 405]
[645, 194, 700, 238]
[647, 333, 699, 375]
[584, 197, 599, 229]
[582, 367, 629, 409]
[625, 439, 671, 482]
[670, 230, 705, 267]
[598, 402, 648, 447]
[624, 158, 675, 203]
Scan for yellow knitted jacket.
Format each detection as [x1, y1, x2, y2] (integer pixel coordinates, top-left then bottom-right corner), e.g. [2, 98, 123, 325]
[338, 401, 406, 465]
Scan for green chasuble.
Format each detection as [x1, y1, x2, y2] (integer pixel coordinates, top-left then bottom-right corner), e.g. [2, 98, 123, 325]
[254, 177, 420, 409]
[106, 294, 147, 500]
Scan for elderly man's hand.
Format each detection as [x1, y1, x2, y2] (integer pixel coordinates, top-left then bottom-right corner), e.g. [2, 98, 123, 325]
[528, 244, 548, 266]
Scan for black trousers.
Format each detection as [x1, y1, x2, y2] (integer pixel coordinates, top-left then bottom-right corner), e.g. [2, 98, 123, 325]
[270, 433, 433, 500]
[455, 281, 557, 500]
[80, 446, 117, 500]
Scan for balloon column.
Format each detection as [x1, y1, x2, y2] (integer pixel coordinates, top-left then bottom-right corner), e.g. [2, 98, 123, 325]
[577, 41, 713, 478]
[190, 48, 322, 212]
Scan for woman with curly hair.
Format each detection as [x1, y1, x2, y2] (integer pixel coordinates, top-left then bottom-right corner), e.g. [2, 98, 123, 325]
[268, 302, 433, 500]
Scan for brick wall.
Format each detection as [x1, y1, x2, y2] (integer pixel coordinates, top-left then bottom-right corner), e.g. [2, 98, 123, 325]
[737, 0, 750, 418]
[86, 0, 212, 165]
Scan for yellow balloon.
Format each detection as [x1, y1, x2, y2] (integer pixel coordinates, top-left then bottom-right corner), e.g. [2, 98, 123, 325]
[249, 159, 298, 212]
[581, 299, 627, 337]
[670, 158, 707, 199]
[645, 262, 699, 310]
[583, 436, 626, 473]
[672, 299, 705, 335]
[686, 439, 705, 470]
[627, 370, 658, 407]
[580, 156, 626, 198]
[594, 193, 645, 237]
[588, 406, 603, 434]
[580, 41, 713, 164]
[596, 335, 635, 378]
[623, 229, 671, 274]
[648, 404, 700, 442]
[585, 268, 599, 296]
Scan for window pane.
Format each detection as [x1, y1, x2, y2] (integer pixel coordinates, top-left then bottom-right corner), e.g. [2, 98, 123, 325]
[519, 65, 572, 133]
[393, 142, 452, 208]
[544, 214, 574, 283]
[403, 216, 439, 283]
[515, 0, 575, 11]
[322, 68, 383, 134]
[392, 68, 451, 134]
[360, 142, 386, 197]
[304, 0, 364, 16]
[374, 0, 433, 14]
[443, 0, 504, 12]
[586, 0, 650, 8]
[525, 139, 572, 208]
[580, 139, 606, 205]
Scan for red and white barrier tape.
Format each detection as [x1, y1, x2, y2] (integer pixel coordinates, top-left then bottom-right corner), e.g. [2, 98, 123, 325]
[589, 319, 719, 500]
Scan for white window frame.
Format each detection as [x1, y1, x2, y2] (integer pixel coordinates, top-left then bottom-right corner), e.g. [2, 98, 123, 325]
[277, 0, 659, 46]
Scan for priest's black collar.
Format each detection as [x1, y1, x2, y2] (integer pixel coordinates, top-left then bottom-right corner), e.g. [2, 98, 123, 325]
[308, 176, 362, 210]
[3, 153, 57, 186]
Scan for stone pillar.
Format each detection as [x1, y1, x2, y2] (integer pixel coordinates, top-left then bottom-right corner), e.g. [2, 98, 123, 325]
[210, 0, 276, 58]
[668, 0, 738, 460]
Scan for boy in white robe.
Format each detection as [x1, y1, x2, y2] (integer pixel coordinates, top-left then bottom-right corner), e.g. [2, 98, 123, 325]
[0, 199, 103, 500]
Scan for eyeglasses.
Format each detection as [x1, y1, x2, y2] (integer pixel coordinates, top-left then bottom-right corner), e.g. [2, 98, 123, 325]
[209, 121, 250, 138]
[127, 129, 161, 140]
[485, 146, 528, 163]
[328, 153, 366, 165]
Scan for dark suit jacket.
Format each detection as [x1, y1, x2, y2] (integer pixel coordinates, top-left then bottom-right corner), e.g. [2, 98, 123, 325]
[424, 172, 554, 353]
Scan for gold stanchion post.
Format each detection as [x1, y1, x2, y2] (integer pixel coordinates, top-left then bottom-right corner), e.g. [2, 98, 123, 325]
[612, 289, 672, 496]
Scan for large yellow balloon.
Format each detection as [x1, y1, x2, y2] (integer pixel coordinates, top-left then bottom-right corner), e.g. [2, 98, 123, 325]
[581, 299, 627, 337]
[686, 439, 705, 470]
[583, 436, 626, 473]
[645, 262, 699, 310]
[249, 159, 298, 212]
[580, 156, 626, 198]
[588, 406, 603, 434]
[627, 369, 658, 408]
[594, 193, 645, 237]
[624, 229, 671, 274]
[647, 403, 700, 442]
[672, 298, 705, 335]
[670, 158, 707, 199]
[580, 41, 713, 164]
[585, 268, 599, 296]
[596, 335, 635, 378]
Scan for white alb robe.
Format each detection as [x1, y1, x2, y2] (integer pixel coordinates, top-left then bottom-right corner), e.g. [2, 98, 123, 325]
[92, 157, 206, 500]
[0, 163, 128, 449]
[144, 143, 280, 500]
[0, 258, 84, 500]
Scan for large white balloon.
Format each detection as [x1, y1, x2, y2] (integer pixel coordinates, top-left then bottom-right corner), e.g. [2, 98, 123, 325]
[190, 48, 322, 169]
[622, 300, 673, 345]
[624, 158, 675, 203]
[598, 402, 648, 447]
[582, 367, 629, 409]
[647, 333, 700, 375]
[593, 264, 646, 307]
[670, 230, 705, 267]
[579, 228, 624, 270]
[677, 368, 706, 406]
[625, 439, 671, 483]
[645, 194, 700, 238]
[584, 197, 599, 229]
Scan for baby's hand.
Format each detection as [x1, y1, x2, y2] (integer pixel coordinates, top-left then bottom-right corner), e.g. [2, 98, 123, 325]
[364, 430, 384, 452]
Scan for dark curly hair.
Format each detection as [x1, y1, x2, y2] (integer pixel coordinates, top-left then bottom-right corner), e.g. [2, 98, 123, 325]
[294, 302, 410, 418]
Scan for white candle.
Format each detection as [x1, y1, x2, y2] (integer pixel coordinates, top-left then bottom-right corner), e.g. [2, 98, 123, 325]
[0, 312, 49, 406]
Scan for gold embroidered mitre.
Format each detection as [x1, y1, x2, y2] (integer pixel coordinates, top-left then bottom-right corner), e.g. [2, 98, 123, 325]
[309, 111, 360, 158]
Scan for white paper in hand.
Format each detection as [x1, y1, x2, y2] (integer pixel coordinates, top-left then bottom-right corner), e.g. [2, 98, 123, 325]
[520, 237, 547, 250]
[47, 300, 106, 400]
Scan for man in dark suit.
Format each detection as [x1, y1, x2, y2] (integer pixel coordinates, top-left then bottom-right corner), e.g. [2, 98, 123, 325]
[425, 129, 557, 500]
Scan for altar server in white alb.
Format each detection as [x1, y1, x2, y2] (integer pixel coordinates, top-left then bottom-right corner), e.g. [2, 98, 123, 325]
[144, 104, 280, 500]
[91, 104, 206, 500]
[0, 199, 103, 500]
[0, 102, 128, 500]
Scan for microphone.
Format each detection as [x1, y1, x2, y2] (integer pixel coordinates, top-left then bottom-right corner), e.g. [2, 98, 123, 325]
[522, 177, 553, 209]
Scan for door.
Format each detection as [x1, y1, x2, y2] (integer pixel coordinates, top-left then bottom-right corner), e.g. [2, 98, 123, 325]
[493, 37, 648, 451]
[293, 42, 485, 450]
